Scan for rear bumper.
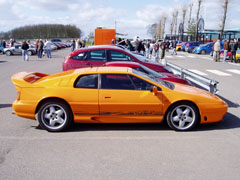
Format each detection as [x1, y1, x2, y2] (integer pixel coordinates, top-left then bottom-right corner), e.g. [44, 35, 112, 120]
[12, 100, 36, 120]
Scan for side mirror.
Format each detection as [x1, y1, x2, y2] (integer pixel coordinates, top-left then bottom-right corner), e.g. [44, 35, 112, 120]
[151, 86, 158, 95]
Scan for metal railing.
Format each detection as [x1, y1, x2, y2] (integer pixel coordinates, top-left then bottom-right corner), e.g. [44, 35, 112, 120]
[163, 60, 219, 94]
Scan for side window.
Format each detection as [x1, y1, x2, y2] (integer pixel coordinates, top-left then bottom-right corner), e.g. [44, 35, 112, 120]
[108, 50, 132, 61]
[71, 51, 87, 60]
[74, 74, 98, 89]
[129, 75, 154, 91]
[89, 50, 106, 61]
[101, 74, 135, 90]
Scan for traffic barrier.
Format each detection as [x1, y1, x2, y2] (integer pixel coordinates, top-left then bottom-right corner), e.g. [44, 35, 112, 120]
[165, 61, 219, 94]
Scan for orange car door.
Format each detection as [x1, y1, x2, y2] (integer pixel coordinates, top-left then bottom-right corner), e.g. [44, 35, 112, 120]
[98, 74, 163, 123]
[68, 74, 99, 122]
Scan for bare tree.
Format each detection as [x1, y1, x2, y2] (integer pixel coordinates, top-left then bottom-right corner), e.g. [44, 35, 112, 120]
[170, 11, 176, 37]
[174, 10, 179, 36]
[161, 16, 167, 39]
[220, 0, 229, 39]
[182, 6, 188, 35]
[188, 3, 194, 28]
[195, 0, 203, 41]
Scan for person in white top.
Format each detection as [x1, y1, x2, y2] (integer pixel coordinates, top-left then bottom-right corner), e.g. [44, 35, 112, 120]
[44, 40, 52, 58]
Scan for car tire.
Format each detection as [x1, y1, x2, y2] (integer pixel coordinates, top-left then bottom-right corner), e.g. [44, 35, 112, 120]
[6, 51, 11, 56]
[166, 102, 199, 131]
[27, 50, 32, 56]
[201, 50, 206, 54]
[37, 100, 73, 132]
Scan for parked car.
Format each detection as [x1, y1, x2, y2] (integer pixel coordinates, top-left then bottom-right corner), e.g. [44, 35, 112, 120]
[176, 42, 187, 51]
[0, 45, 3, 54]
[186, 42, 203, 53]
[105, 61, 191, 85]
[194, 42, 214, 54]
[11, 67, 227, 132]
[4, 44, 37, 56]
[63, 45, 173, 73]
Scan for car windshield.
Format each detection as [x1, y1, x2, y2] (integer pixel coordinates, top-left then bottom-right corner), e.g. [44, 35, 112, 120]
[123, 49, 146, 62]
[133, 69, 174, 90]
[139, 65, 164, 78]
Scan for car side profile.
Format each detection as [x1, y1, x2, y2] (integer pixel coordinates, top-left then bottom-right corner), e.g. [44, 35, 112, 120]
[4, 44, 36, 56]
[12, 67, 227, 132]
[63, 45, 173, 73]
[194, 42, 214, 54]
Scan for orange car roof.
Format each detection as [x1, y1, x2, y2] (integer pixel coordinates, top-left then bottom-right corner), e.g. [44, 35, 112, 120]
[73, 66, 133, 74]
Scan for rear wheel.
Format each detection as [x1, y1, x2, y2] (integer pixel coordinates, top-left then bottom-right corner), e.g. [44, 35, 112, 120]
[201, 50, 206, 54]
[37, 101, 73, 132]
[166, 102, 199, 131]
[27, 50, 32, 56]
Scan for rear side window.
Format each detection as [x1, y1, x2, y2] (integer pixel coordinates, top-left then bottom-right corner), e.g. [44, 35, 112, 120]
[71, 51, 87, 60]
[129, 75, 154, 91]
[101, 74, 135, 90]
[89, 50, 106, 61]
[108, 50, 132, 61]
[74, 74, 98, 89]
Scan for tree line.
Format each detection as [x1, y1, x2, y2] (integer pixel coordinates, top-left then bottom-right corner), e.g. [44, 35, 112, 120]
[148, 0, 230, 40]
[0, 24, 82, 40]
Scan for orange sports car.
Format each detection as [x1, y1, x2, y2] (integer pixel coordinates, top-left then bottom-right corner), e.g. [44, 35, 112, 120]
[11, 67, 228, 132]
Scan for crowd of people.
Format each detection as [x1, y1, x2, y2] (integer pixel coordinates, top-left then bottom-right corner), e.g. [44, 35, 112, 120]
[113, 37, 178, 63]
[70, 39, 86, 52]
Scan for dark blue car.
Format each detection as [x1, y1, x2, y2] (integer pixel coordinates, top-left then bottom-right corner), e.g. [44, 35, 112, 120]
[186, 42, 203, 53]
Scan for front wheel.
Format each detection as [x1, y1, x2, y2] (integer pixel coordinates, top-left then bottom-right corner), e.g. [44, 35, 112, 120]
[166, 102, 199, 131]
[37, 101, 73, 132]
[6, 51, 11, 56]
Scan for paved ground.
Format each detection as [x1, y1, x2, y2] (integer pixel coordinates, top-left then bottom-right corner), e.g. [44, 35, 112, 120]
[0, 48, 240, 180]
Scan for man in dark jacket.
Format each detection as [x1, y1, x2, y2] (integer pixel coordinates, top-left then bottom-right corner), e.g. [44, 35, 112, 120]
[21, 40, 29, 61]
[229, 39, 238, 63]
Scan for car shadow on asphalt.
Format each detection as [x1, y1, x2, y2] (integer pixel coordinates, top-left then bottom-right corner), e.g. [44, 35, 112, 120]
[216, 95, 239, 108]
[0, 104, 12, 109]
[0, 61, 7, 63]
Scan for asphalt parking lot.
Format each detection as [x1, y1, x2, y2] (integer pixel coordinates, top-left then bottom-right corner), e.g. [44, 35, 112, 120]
[0, 48, 240, 180]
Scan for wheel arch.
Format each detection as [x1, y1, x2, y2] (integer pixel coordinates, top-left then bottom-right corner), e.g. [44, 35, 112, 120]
[35, 97, 73, 117]
[163, 100, 201, 124]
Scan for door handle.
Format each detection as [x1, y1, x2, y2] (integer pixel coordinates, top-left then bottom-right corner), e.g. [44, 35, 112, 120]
[104, 96, 111, 99]
[85, 62, 92, 67]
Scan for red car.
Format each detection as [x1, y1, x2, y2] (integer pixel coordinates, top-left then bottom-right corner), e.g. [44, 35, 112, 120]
[105, 61, 191, 85]
[63, 45, 173, 73]
[220, 51, 231, 59]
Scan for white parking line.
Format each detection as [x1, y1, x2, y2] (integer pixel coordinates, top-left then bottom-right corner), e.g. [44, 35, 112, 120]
[177, 55, 184, 58]
[226, 69, 240, 75]
[165, 55, 173, 58]
[187, 55, 195, 58]
[228, 63, 240, 66]
[189, 69, 208, 76]
[206, 70, 232, 76]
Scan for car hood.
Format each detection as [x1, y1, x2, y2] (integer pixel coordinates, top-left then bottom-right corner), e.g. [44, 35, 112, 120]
[173, 83, 220, 100]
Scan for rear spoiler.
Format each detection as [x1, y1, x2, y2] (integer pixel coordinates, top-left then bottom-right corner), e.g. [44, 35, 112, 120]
[11, 72, 49, 87]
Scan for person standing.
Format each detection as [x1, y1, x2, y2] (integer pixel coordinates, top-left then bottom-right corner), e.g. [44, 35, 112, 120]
[71, 39, 76, 52]
[44, 40, 52, 58]
[171, 40, 177, 55]
[37, 40, 44, 58]
[21, 40, 29, 61]
[213, 39, 221, 62]
[159, 40, 166, 59]
[223, 39, 229, 62]
[229, 39, 238, 63]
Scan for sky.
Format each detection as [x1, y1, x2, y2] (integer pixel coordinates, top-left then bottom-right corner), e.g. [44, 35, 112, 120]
[0, 0, 239, 39]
